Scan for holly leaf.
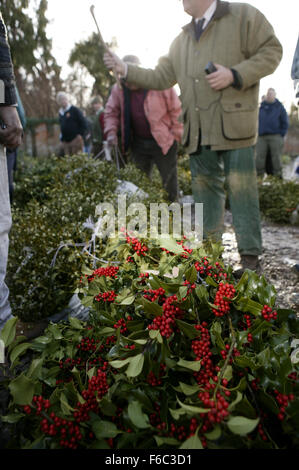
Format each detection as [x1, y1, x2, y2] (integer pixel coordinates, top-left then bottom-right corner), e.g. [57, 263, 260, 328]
[128, 401, 149, 429]
[9, 373, 36, 405]
[126, 354, 144, 377]
[227, 416, 259, 435]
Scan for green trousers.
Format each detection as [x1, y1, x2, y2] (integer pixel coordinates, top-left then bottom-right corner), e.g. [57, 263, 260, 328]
[255, 134, 283, 177]
[189, 146, 262, 256]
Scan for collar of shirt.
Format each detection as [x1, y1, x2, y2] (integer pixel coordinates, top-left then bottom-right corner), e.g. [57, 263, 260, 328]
[195, 0, 217, 28]
[59, 104, 72, 115]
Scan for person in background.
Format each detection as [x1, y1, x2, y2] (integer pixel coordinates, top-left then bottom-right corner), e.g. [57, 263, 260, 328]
[56, 91, 87, 156]
[104, 55, 183, 202]
[6, 86, 26, 203]
[104, 0, 282, 278]
[0, 11, 23, 330]
[256, 88, 289, 178]
[88, 95, 105, 158]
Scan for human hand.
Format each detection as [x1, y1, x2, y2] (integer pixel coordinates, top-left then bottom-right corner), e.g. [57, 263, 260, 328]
[206, 64, 234, 91]
[0, 106, 23, 149]
[103, 52, 126, 77]
[107, 134, 118, 147]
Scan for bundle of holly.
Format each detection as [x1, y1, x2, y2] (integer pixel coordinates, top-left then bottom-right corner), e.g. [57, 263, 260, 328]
[1, 234, 299, 449]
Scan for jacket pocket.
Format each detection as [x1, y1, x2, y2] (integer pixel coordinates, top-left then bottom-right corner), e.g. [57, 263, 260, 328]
[220, 103, 257, 141]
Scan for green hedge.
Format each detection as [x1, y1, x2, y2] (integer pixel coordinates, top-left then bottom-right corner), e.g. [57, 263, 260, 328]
[8, 154, 167, 322]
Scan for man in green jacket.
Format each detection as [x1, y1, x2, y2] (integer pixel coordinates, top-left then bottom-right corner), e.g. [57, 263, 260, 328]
[104, 0, 282, 277]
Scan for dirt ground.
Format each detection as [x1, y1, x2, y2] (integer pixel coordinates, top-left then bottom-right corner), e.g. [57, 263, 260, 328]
[222, 210, 299, 312]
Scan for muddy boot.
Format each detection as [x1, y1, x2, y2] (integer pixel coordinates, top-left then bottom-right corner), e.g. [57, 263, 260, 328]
[233, 255, 262, 279]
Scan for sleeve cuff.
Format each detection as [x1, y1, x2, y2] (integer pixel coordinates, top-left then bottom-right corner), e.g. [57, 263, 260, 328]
[230, 68, 243, 90]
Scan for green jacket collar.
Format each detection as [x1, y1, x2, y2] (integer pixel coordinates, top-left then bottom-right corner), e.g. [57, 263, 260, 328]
[182, 0, 230, 36]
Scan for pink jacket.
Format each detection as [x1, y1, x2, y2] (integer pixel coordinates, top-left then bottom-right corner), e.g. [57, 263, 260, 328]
[104, 84, 183, 155]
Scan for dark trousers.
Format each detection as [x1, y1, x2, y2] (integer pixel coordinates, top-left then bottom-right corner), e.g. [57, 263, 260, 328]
[131, 138, 178, 202]
[6, 149, 17, 204]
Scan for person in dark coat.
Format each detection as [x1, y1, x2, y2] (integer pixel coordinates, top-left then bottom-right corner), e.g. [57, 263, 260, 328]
[256, 88, 289, 178]
[56, 91, 87, 156]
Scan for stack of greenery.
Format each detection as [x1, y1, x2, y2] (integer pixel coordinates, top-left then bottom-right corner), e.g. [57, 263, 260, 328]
[1, 234, 298, 449]
[8, 155, 167, 322]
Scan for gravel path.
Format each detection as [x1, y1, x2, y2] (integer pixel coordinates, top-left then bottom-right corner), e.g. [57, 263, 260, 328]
[222, 211, 299, 312]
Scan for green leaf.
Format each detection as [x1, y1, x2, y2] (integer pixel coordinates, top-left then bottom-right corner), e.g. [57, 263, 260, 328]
[223, 365, 233, 382]
[157, 237, 184, 255]
[126, 354, 144, 377]
[92, 419, 122, 439]
[154, 436, 180, 446]
[179, 382, 200, 396]
[175, 319, 200, 339]
[60, 393, 74, 415]
[177, 358, 201, 372]
[227, 416, 259, 435]
[180, 431, 204, 449]
[185, 265, 198, 284]
[210, 321, 226, 350]
[177, 397, 210, 414]
[195, 286, 209, 303]
[9, 372, 36, 405]
[0, 317, 18, 347]
[10, 342, 31, 366]
[237, 297, 263, 317]
[128, 401, 149, 429]
[27, 358, 44, 380]
[68, 317, 83, 330]
[228, 391, 243, 412]
[47, 323, 63, 340]
[109, 357, 132, 369]
[179, 286, 188, 300]
[204, 425, 222, 440]
[1, 412, 24, 424]
[139, 297, 163, 316]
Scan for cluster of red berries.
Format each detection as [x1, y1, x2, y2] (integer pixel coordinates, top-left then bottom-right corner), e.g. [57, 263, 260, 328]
[250, 378, 260, 391]
[195, 259, 228, 281]
[23, 396, 83, 449]
[147, 364, 166, 386]
[177, 239, 193, 258]
[143, 288, 166, 303]
[87, 266, 119, 282]
[74, 370, 109, 423]
[126, 256, 134, 263]
[192, 323, 217, 387]
[288, 372, 298, 383]
[148, 295, 184, 338]
[95, 290, 117, 303]
[76, 336, 99, 353]
[113, 318, 128, 334]
[41, 414, 83, 449]
[124, 344, 136, 350]
[273, 390, 295, 421]
[198, 389, 231, 427]
[261, 305, 278, 322]
[139, 272, 149, 284]
[183, 279, 196, 297]
[220, 344, 241, 362]
[258, 422, 268, 442]
[212, 282, 236, 317]
[23, 395, 50, 416]
[126, 235, 148, 256]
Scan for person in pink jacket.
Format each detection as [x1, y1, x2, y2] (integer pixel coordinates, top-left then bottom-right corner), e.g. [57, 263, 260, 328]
[104, 55, 183, 202]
